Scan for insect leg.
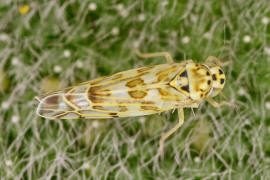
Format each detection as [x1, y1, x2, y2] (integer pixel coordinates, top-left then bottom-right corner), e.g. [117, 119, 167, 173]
[135, 49, 174, 63]
[158, 108, 184, 156]
[206, 97, 237, 108]
[205, 56, 232, 67]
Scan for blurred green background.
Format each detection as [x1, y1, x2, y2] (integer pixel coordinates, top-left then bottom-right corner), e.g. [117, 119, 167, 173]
[1, 0, 270, 179]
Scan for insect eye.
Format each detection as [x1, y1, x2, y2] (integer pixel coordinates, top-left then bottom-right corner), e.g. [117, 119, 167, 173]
[220, 78, 225, 84]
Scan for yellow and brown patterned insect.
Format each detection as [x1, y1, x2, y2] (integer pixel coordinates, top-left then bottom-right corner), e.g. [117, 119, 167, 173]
[36, 50, 232, 155]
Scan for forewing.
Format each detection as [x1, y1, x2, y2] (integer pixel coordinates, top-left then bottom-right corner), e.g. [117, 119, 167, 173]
[36, 63, 192, 119]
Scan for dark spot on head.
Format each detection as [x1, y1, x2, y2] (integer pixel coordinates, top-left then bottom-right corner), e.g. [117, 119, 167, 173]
[220, 78, 225, 84]
[200, 94, 203, 98]
[208, 80, 211, 85]
[212, 74, 217, 80]
[196, 64, 199, 67]
[207, 71, 210, 76]
[219, 69, 224, 74]
[180, 70, 188, 77]
[181, 85, 190, 93]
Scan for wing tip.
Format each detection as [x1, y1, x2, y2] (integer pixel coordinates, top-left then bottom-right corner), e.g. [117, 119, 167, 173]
[35, 94, 63, 119]
[36, 100, 55, 119]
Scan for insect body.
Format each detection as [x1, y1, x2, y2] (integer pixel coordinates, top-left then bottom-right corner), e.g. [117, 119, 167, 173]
[36, 50, 231, 155]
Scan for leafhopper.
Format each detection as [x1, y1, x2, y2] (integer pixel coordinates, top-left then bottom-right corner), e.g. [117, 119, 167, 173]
[36, 50, 231, 155]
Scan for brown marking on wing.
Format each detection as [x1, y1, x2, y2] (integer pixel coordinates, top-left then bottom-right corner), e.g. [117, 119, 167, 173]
[137, 66, 155, 73]
[88, 86, 111, 103]
[157, 88, 183, 101]
[109, 112, 119, 117]
[128, 90, 147, 99]
[88, 86, 111, 97]
[158, 88, 170, 96]
[41, 94, 74, 111]
[45, 95, 59, 105]
[89, 86, 102, 92]
[65, 94, 75, 101]
[141, 105, 159, 111]
[113, 99, 154, 105]
[126, 78, 145, 88]
[157, 73, 169, 82]
[65, 95, 80, 109]
[92, 105, 105, 110]
[96, 89, 111, 96]
[154, 66, 178, 83]
[89, 71, 149, 92]
[89, 96, 104, 103]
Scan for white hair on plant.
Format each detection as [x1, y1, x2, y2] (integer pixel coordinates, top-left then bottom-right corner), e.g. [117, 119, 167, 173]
[11, 57, 20, 66]
[63, 50, 71, 57]
[111, 27, 119, 35]
[243, 35, 251, 43]
[54, 65, 62, 73]
[266, 102, 270, 110]
[262, 17, 269, 25]
[11, 115, 19, 123]
[182, 36, 190, 44]
[1, 101, 9, 109]
[88, 3, 97, 11]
